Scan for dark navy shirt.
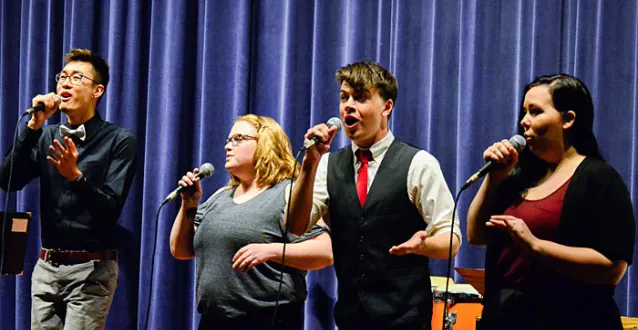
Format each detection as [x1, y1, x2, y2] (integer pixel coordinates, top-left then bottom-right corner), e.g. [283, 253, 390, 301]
[0, 113, 137, 250]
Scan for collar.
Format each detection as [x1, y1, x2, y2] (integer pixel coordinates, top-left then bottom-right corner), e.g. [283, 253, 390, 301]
[351, 130, 395, 163]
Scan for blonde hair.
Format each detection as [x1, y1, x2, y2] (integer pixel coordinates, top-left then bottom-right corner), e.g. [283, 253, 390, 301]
[228, 114, 299, 188]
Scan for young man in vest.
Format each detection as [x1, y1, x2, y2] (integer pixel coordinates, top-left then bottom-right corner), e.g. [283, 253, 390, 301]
[288, 61, 461, 330]
[0, 49, 137, 329]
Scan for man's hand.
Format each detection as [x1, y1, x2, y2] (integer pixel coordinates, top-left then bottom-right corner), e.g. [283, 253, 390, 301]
[389, 230, 429, 256]
[28, 93, 60, 131]
[302, 123, 339, 165]
[47, 137, 81, 181]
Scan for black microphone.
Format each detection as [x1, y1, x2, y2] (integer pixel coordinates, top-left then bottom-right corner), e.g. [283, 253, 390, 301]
[302, 117, 343, 150]
[461, 135, 526, 191]
[162, 163, 215, 205]
[25, 95, 62, 115]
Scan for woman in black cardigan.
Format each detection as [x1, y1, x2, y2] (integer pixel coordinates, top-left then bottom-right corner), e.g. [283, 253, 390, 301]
[467, 74, 635, 330]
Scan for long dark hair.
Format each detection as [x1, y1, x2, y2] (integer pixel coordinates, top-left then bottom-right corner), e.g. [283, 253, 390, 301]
[513, 74, 604, 192]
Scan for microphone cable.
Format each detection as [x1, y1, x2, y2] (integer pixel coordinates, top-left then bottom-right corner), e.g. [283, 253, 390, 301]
[268, 147, 302, 330]
[0, 111, 32, 294]
[1, 99, 63, 285]
[143, 201, 167, 330]
[269, 122, 339, 329]
[145, 164, 213, 330]
[439, 187, 465, 330]
[439, 135, 524, 329]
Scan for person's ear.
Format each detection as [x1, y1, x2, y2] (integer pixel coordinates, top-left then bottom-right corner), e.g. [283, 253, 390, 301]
[562, 110, 576, 130]
[382, 99, 393, 118]
[92, 85, 104, 99]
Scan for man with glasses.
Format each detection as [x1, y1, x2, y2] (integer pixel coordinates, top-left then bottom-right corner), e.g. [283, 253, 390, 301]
[0, 49, 137, 329]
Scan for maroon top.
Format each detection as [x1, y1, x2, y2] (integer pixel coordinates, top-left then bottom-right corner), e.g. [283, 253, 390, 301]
[496, 178, 571, 287]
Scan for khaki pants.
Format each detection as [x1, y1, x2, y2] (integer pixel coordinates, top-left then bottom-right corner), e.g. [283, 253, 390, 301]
[31, 258, 118, 330]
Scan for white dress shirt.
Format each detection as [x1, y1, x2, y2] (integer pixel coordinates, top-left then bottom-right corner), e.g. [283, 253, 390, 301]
[306, 131, 462, 241]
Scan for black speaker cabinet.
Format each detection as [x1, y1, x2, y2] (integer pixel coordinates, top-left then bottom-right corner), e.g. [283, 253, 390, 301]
[0, 212, 31, 275]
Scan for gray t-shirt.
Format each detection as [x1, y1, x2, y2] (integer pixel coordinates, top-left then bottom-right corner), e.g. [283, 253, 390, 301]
[193, 180, 327, 318]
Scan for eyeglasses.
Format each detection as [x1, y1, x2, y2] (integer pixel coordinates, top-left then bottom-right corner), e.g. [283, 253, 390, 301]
[55, 73, 99, 85]
[225, 134, 257, 147]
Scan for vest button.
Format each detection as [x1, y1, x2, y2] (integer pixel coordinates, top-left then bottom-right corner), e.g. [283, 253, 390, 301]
[359, 236, 363, 243]
[359, 254, 364, 260]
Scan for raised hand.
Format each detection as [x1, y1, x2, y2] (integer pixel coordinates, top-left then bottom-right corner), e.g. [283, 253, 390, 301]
[483, 139, 520, 184]
[47, 137, 81, 181]
[389, 230, 429, 256]
[487, 215, 538, 251]
[303, 123, 339, 163]
[28, 93, 61, 130]
[178, 168, 204, 209]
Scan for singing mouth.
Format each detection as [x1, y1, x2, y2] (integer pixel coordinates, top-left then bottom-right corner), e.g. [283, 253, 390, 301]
[59, 92, 72, 102]
[344, 116, 360, 127]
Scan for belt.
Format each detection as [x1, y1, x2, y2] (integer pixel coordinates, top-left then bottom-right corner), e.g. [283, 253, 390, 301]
[39, 248, 118, 266]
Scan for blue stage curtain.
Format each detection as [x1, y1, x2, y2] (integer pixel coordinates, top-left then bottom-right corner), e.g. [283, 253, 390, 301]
[1, 1, 636, 329]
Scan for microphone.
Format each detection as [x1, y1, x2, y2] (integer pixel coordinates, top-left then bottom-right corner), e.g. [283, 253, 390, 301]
[25, 95, 62, 115]
[161, 163, 215, 205]
[303, 117, 343, 150]
[461, 135, 526, 191]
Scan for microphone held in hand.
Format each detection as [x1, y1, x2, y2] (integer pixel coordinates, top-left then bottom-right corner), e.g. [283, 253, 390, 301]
[461, 135, 526, 191]
[303, 117, 343, 150]
[25, 95, 62, 115]
[162, 163, 215, 205]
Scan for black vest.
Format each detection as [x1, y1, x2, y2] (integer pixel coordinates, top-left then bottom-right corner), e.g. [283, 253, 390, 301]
[327, 139, 432, 328]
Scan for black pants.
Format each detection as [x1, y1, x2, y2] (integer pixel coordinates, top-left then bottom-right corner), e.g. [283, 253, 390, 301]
[480, 288, 623, 330]
[336, 309, 430, 330]
[199, 302, 304, 330]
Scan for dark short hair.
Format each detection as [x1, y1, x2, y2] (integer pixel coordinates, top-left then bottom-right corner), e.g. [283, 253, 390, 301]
[336, 61, 398, 104]
[64, 48, 110, 89]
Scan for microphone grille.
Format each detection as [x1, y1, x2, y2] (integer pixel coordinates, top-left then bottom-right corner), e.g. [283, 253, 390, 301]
[509, 135, 527, 152]
[198, 163, 215, 178]
[327, 117, 343, 132]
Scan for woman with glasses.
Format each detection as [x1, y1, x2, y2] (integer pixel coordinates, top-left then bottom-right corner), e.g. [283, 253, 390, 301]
[467, 74, 635, 330]
[170, 114, 333, 330]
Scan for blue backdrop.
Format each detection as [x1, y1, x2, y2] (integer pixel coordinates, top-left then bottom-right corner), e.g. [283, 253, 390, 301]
[1, 1, 637, 329]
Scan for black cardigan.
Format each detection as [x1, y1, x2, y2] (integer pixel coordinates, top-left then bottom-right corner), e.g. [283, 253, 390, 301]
[483, 157, 635, 329]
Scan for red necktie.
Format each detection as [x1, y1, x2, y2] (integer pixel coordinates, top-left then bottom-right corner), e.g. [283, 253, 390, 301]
[356, 149, 371, 206]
